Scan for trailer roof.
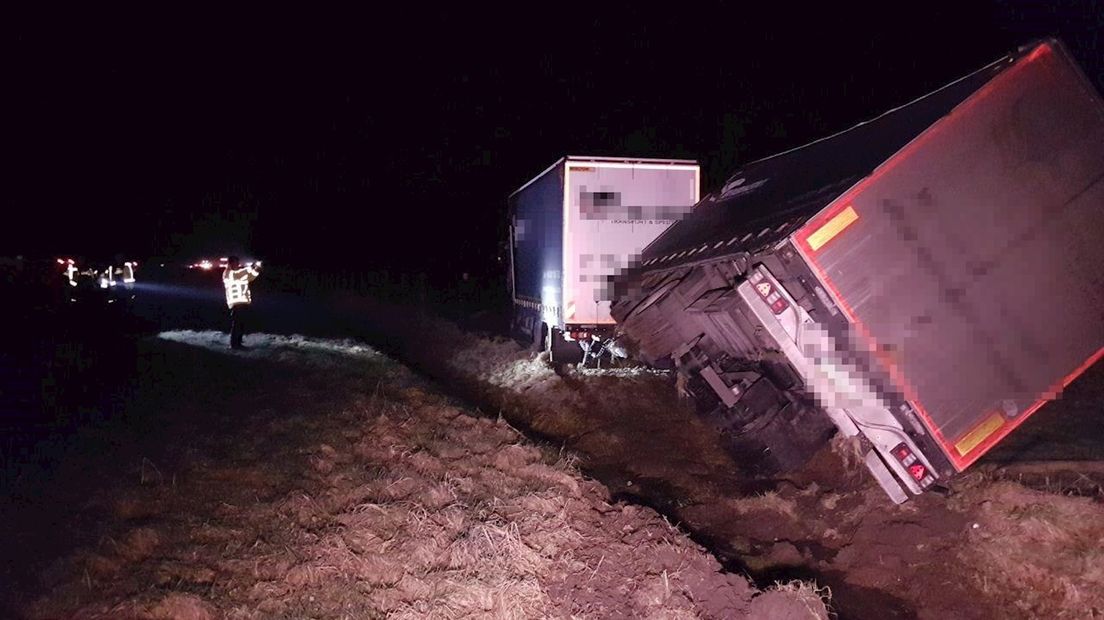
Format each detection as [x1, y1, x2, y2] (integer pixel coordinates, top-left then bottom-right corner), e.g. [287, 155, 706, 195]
[640, 42, 1050, 266]
[509, 156, 700, 198]
[564, 155, 699, 165]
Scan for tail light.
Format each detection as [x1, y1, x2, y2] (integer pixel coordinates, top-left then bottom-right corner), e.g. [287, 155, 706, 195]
[749, 271, 791, 315]
[891, 442, 936, 488]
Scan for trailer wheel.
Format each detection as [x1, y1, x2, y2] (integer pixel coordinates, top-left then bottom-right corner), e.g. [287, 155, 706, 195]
[509, 313, 528, 347]
[535, 322, 549, 352]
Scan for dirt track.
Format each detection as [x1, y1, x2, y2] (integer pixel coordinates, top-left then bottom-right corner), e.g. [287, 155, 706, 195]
[5, 332, 827, 619]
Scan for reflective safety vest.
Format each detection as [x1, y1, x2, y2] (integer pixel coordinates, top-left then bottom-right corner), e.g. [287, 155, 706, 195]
[64, 262, 78, 287]
[122, 262, 136, 284]
[223, 265, 260, 308]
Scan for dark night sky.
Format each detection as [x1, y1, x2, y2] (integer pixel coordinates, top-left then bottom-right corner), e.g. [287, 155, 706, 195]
[4, 2, 1103, 277]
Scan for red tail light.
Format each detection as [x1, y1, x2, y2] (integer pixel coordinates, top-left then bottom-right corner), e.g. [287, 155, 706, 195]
[891, 442, 936, 489]
[749, 271, 791, 315]
[908, 463, 928, 481]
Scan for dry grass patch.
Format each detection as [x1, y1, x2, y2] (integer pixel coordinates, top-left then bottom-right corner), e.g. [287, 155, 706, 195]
[24, 332, 828, 620]
[749, 580, 831, 619]
[953, 477, 1104, 618]
[720, 490, 800, 520]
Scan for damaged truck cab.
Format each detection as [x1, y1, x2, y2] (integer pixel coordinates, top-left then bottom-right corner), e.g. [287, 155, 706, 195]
[612, 39, 1104, 503]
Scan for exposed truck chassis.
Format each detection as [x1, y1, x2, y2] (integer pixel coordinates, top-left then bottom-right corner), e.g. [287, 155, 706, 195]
[612, 242, 945, 502]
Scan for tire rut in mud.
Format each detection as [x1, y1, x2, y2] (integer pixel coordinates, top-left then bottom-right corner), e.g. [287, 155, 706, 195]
[323, 305, 1007, 619]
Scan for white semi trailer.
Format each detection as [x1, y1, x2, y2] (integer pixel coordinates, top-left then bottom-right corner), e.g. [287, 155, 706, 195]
[508, 156, 700, 364]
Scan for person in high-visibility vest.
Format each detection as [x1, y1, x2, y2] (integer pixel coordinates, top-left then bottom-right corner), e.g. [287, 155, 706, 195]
[60, 259, 78, 288]
[223, 256, 261, 349]
[121, 261, 136, 285]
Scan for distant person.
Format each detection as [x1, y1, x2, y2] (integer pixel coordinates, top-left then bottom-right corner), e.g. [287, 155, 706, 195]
[222, 256, 261, 349]
[121, 261, 137, 299]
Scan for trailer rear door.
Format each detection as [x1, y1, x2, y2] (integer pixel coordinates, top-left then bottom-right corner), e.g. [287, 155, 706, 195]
[793, 41, 1104, 470]
[563, 162, 699, 326]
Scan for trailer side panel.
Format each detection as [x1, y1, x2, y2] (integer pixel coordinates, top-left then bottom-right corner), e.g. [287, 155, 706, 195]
[511, 163, 566, 333]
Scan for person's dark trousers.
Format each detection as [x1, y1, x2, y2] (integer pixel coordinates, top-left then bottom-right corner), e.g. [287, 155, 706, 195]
[229, 304, 250, 348]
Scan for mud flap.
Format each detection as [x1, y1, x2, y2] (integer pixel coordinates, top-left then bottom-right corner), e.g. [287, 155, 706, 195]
[864, 450, 909, 504]
[549, 328, 584, 365]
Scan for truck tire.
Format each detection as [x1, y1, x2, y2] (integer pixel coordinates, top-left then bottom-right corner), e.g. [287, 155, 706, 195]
[535, 322, 549, 352]
[687, 373, 834, 476]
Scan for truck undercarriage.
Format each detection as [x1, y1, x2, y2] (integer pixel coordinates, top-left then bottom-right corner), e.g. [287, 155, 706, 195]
[611, 39, 1104, 502]
[611, 242, 948, 500]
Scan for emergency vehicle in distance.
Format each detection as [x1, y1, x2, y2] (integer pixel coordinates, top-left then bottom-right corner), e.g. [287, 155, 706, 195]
[188, 257, 229, 271]
[56, 257, 137, 303]
[610, 38, 1104, 503]
[187, 257, 261, 272]
[507, 156, 701, 366]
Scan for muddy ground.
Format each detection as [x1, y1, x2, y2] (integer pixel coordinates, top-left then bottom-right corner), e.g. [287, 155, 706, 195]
[327, 294, 1104, 620]
[3, 332, 828, 619]
[8, 277, 1103, 619]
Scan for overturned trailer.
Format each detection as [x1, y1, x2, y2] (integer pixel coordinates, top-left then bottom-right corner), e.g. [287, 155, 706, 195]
[611, 39, 1104, 502]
